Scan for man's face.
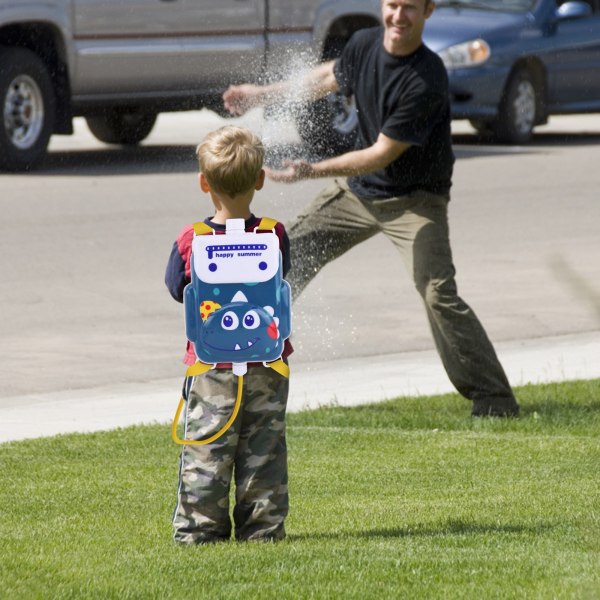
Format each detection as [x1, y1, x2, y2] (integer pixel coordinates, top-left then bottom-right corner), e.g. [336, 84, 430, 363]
[381, 0, 434, 55]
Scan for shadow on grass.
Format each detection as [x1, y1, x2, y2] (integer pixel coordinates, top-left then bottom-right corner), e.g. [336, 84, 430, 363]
[515, 379, 600, 418]
[521, 398, 600, 419]
[287, 519, 554, 542]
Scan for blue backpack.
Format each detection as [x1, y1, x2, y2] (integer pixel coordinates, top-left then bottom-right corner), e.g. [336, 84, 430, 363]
[184, 217, 291, 374]
[172, 217, 291, 446]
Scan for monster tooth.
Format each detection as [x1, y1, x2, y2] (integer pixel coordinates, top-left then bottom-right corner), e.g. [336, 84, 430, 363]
[247, 340, 253, 347]
[234, 343, 241, 350]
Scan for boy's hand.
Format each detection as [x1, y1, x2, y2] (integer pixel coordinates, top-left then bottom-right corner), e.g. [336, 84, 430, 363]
[265, 160, 314, 183]
[222, 84, 262, 115]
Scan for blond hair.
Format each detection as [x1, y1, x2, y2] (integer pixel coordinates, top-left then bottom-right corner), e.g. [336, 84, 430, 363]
[196, 126, 265, 198]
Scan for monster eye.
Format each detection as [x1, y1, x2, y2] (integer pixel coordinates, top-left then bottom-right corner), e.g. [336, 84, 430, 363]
[243, 310, 260, 329]
[221, 311, 239, 330]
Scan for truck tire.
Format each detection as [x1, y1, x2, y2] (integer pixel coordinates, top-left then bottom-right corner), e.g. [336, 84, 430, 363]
[86, 109, 157, 145]
[0, 47, 55, 171]
[296, 93, 358, 157]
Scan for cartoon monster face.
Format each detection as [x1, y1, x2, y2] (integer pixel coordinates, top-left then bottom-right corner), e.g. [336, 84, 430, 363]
[198, 292, 282, 363]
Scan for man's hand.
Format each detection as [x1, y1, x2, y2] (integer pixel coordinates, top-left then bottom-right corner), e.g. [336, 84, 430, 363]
[265, 160, 315, 184]
[222, 84, 263, 116]
[263, 133, 410, 185]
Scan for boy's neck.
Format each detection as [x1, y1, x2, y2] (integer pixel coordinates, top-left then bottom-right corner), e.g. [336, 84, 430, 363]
[210, 190, 253, 225]
[211, 207, 253, 225]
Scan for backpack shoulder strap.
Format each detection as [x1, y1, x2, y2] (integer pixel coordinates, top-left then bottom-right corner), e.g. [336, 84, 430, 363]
[186, 361, 214, 376]
[256, 217, 278, 231]
[264, 358, 290, 378]
[193, 221, 214, 235]
[194, 219, 277, 234]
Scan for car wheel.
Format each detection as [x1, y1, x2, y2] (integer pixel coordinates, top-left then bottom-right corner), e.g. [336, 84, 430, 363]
[86, 109, 157, 145]
[0, 47, 55, 171]
[494, 67, 538, 144]
[295, 92, 358, 158]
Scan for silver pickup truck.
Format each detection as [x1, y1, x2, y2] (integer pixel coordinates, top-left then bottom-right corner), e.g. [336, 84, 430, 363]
[0, 0, 381, 171]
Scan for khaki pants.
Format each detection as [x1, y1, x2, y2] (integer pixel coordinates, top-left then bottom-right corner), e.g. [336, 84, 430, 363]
[286, 179, 517, 410]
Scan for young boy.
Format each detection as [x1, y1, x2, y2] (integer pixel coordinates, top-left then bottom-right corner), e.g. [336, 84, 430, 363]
[165, 126, 292, 544]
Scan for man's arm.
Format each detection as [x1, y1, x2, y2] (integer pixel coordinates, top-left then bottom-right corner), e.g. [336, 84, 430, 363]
[223, 60, 339, 115]
[266, 132, 411, 183]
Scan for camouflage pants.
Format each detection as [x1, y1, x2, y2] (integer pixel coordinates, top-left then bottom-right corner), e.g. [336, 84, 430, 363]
[173, 366, 289, 544]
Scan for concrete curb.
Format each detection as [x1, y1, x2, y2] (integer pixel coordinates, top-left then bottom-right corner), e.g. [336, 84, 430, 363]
[1, 332, 598, 444]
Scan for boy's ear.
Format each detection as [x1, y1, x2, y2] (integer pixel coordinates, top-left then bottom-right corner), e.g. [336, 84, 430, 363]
[255, 169, 266, 191]
[199, 172, 210, 193]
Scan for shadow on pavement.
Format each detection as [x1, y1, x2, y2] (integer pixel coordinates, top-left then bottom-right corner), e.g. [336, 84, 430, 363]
[453, 130, 600, 159]
[37, 142, 314, 176]
[36, 144, 198, 176]
[31, 130, 600, 176]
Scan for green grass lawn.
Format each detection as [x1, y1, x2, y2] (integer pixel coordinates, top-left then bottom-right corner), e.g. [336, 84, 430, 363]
[1, 379, 599, 599]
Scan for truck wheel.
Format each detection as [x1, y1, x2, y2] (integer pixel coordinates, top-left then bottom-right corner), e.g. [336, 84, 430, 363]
[86, 109, 157, 145]
[0, 47, 55, 171]
[493, 67, 538, 144]
[296, 93, 358, 157]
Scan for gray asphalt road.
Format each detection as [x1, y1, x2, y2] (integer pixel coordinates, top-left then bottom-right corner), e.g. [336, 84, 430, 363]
[1, 111, 599, 400]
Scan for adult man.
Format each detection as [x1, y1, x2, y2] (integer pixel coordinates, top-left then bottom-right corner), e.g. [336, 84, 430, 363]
[223, 0, 519, 416]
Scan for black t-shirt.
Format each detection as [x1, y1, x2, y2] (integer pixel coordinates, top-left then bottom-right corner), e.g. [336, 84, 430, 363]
[334, 27, 455, 199]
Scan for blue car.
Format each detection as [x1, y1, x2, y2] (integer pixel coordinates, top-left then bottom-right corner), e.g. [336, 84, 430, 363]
[424, 0, 600, 143]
